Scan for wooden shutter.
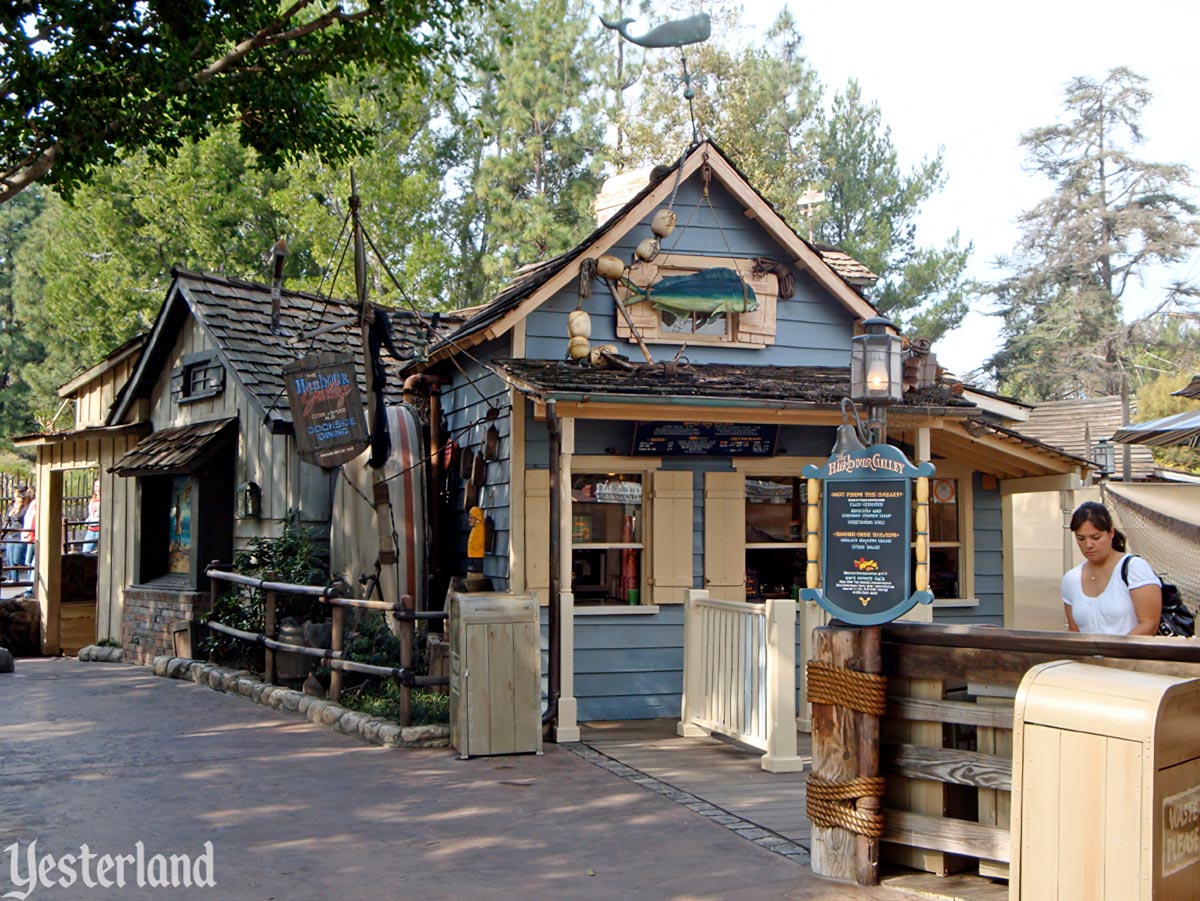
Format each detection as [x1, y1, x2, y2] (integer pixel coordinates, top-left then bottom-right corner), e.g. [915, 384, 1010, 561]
[524, 469, 550, 603]
[612, 261, 660, 341]
[650, 469, 693, 603]
[734, 265, 779, 346]
[704, 471, 746, 600]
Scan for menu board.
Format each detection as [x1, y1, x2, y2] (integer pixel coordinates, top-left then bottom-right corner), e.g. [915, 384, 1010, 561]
[823, 479, 910, 618]
[633, 422, 777, 456]
[282, 352, 369, 468]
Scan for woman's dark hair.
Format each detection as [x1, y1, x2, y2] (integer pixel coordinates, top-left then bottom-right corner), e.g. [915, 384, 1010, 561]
[1070, 501, 1127, 552]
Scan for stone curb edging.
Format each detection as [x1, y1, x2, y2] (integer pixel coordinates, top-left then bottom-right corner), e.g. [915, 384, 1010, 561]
[568, 743, 811, 865]
[150, 655, 450, 750]
[78, 644, 126, 663]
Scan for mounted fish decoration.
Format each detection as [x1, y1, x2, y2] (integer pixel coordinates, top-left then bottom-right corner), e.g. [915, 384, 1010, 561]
[619, 267, 758, 316]
[599, 13, 712, 48]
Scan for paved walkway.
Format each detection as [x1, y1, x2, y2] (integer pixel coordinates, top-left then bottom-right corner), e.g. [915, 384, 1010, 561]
[0, 658, 905, 900]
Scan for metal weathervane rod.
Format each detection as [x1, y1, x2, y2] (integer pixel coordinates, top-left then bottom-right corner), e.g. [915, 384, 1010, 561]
[600, 12, 712, 146]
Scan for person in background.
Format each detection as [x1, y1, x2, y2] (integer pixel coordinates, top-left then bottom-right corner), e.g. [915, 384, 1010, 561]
[1062, 501, 1162, 636]
[82, 480, 101, 554]
[20, 486, 36, 587]
[3, 488, 30, 583]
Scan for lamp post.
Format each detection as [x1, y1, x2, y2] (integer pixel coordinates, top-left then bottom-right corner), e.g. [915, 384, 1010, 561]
[1091, 437, 1115, 481]
[850, 316, 904, 444]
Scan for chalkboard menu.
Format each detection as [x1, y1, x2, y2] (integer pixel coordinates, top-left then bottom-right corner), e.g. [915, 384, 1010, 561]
[824, 480, 909, 617]
[282, 352, 369, 468]
[632, 422, 777, 456]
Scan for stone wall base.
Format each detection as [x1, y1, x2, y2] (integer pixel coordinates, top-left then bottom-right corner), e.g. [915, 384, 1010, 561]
[122, 587, 210, 666]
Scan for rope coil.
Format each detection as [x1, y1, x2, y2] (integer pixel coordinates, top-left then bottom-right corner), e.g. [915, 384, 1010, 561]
[806, 660, 888, 716]
[806, 775, 886, 838]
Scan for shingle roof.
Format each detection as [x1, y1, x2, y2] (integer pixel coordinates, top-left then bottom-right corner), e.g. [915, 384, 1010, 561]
[813, 247, 878, 286]
[109, 418, 238, 476]
[111, 269, 453, 430]
[496, 358, 974, 409]
[1020, 396, 1158, 479]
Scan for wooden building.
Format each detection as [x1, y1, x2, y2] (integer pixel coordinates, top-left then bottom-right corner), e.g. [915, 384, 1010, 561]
[398, 141, 1092, 737]
[17, 270, 425, 661]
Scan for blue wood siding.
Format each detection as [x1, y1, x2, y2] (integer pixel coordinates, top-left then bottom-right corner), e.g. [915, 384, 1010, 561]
[522, 179, 855, 367]
[540, 606, 685, 721]
[439, 339, 514, 587]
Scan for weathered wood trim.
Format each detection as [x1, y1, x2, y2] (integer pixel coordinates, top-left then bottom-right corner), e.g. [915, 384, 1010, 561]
[886, 696, 1013, 729]
[882, 742, 1012, 791]
[532, 400, 844, 427]
[882, 810, 1010, 863]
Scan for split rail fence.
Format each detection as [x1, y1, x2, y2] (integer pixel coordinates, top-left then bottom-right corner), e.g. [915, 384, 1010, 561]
[678, 588, 803, 772]
[204, 564, 446, 718]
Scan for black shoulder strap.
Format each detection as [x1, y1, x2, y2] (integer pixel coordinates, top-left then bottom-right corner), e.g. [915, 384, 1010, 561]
[1121, 554, 1134, 586]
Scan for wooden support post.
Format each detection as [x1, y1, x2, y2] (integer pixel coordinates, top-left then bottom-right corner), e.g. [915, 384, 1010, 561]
[810, 624, 883, 885]
[330, 603, 345, 702]
[264, 572, 277, 685]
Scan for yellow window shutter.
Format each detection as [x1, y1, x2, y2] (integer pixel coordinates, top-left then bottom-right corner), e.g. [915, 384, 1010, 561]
[650, 469, 693, 603]
[704, 471, 746, 600]
[524, 469, 550, 601]
[734, 265, 778, 345]
[612, 261, 660, 341]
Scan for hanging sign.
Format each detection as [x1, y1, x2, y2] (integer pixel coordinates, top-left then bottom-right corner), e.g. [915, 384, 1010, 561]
[802, 443, 935, 625]
[282, 352, 369, 468]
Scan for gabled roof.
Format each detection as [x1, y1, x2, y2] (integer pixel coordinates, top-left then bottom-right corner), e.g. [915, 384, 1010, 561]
[415, 141, 881, 368]
[57, 333, 146, 399]
[109, 269, 439, 431]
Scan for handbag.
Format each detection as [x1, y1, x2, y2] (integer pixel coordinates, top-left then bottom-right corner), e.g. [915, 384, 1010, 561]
[1121, 556, 1195, 638]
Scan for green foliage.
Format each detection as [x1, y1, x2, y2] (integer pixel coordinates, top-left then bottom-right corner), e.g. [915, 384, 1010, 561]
[204, 517, 329, 670]
[338, 683, 450, 726]
[0, 188, 46, 450]
[987, 68, 1200, 401]
[1, 0, 477, 203]
[1135, 372, 1200, 473]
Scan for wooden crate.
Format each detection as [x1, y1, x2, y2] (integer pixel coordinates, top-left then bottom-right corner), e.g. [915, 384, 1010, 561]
[449, 591, 542, 759]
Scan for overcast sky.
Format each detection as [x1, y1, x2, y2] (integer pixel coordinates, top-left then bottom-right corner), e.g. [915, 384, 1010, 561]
[734, 0, 1200, 379]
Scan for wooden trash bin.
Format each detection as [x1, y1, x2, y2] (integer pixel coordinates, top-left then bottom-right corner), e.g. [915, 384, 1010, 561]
[449, 591, 542, 759]
[1011, 660, 1200, 900]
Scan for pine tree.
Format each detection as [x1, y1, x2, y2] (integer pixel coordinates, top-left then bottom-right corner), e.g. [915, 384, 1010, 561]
[987, 68, 1200, 401]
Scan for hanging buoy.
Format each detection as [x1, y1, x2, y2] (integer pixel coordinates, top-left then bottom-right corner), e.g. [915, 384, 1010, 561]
[651, 208, 677, 238]
[635, 238, 660, 262]
[568, 309, 592, 339]
[568, 335, 591, 361]
[590, 344, 619, 367]
[596, 254, 625, 280]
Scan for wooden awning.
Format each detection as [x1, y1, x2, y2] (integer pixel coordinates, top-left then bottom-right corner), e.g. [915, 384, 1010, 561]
[110, 418, 237, 477]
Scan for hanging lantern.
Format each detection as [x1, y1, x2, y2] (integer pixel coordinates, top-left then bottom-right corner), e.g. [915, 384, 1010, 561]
[850, 316, 904, 403]
[635, 238, 660, 262]
[651, 208, 677, 238]
[567, 309, 592, 339]
[595, 255, 625, 279]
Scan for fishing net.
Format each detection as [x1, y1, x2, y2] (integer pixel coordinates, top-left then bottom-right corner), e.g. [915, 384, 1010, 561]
[1103, 482, 1200, 605]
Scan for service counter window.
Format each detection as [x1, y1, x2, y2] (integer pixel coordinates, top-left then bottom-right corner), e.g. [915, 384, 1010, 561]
[571, 473, 643, 605]
[745, 476, 806, 600]
[912, 471, 973, 601]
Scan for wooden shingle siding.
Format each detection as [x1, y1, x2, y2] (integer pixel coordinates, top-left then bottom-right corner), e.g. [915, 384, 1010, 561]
[440, 344, 512, 586]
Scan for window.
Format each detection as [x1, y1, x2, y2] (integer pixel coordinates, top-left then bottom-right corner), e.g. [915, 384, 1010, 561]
[171, 351, 226, 404]
[570, 473, 643, 605]
[911, 471, 973, 601]
[611, 255, 779, 348]
[745, 476, 806, 600]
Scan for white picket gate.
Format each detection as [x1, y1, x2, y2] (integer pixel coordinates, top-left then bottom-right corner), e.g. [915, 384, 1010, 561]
[677, 589, 803, 772]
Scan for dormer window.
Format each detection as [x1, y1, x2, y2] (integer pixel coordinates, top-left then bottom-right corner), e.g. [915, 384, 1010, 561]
[611, 254, 779, 348]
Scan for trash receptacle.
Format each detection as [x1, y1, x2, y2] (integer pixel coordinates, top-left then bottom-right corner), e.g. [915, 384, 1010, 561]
[1011, 660, 1200, 900]
[449, 591, 542, 759]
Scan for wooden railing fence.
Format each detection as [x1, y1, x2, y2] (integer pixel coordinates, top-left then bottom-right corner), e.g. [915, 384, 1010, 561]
[875, 622, 1200, 879]
[204, 564, 446, 720]
[678, 589, 803, 772]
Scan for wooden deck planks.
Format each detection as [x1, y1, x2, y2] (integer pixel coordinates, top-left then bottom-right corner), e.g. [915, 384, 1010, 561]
[581, 719, 814, 845]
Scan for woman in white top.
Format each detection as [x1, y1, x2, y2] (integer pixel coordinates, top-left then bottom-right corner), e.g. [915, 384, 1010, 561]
[1062, 501, 1161, 636]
